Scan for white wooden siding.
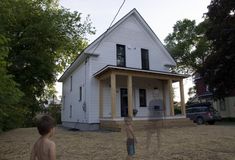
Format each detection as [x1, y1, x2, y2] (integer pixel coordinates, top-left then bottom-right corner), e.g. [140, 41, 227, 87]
[88, 14, 174, 76]
[62, 61, 90, 123]
[62, 12, 176, 124]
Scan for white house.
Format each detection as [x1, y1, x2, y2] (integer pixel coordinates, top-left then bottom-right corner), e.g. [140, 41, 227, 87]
[58, 9, 190, 131]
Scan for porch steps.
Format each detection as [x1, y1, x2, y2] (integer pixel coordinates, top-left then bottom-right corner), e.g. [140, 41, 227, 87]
[100, 118, 196, 132]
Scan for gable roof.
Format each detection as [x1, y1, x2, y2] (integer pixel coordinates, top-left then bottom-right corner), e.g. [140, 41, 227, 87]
[58, 8, 176, 82]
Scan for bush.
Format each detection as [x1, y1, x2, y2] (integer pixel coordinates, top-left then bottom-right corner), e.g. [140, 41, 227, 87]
[46, 104, 62, 124]
[0, 105, 27, 131]
[174, 107, 182, 115]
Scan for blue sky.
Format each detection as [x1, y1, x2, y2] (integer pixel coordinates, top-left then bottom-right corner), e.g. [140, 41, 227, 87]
[56, 0, 211, 100]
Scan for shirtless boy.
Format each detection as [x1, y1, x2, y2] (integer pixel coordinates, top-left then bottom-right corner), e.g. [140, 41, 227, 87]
[30, 115, 56, 160]
[124, 117, 137, 160]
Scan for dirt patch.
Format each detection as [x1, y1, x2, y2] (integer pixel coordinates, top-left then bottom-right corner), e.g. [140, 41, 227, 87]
[0, 125, 235, 160]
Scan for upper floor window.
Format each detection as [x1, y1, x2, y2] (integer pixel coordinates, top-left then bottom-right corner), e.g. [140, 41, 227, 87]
[70, 76, 72, 92]
[116, 44, 126, 67]
[141, 49, 149, 70]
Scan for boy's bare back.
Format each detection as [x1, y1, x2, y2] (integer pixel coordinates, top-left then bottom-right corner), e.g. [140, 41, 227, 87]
[31, 115, 56, 160]
[31, 137, 56, 160]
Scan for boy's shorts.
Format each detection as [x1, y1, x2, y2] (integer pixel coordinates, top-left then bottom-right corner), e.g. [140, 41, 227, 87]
[127, 138, 135, 156]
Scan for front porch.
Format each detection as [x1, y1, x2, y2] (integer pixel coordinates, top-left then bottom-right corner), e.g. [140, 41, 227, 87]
[94, 65, 193, 130]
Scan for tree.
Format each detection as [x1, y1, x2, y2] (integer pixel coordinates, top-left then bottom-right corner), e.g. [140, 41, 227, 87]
[0, 34, 24, 131]
[164, 19, 211, 74]
[0, 0, 95, 126]
[188, 86, 196, 98]
[200, 0, 235, 99]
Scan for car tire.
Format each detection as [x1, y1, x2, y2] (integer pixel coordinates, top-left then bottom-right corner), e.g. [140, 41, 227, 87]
[196, 117, 204, 125]
[208, 121, 215, 125]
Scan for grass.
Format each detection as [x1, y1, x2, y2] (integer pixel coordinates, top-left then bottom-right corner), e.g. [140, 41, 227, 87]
[0, 123, 235, 160]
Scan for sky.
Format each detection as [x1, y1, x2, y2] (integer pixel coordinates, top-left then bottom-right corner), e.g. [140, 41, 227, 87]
[56, 0, 211, 101]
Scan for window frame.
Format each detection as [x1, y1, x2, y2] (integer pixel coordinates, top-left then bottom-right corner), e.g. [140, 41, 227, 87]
[116, 44, 126, 67]
[69, 105, 72, 118]
[139, 89, 147, 107]
[79, 86, 82, 102]
[141, 48, 149, 70]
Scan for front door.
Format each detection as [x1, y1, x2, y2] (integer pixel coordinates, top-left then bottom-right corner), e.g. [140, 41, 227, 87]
[120, 88, 128, 117]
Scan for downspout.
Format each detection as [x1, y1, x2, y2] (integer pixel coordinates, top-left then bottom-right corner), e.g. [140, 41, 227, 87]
[82, 57, 88, 122]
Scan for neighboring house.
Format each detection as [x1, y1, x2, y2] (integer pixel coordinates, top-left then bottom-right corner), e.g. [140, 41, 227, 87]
[193, 73, 235, 118]
[58, 9, 190, 130]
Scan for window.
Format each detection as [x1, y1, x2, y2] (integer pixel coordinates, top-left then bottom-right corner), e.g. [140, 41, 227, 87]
[220, 100, 226, 111]
[139, 89, 147, 107]
[70, 76, 72, 92]
[69, 105, 72, 118]
[63, 96, 65, 110]
[141, 49, 149, 70]
[116, 44, 126, 67]
[79, 86, 82, 101]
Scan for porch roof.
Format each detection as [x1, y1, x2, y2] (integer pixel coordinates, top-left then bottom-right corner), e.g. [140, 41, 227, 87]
[94, 65, 189, 81]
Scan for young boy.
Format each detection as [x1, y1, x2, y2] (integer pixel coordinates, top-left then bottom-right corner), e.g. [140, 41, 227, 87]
[30, 115, 56, 160]
[124, 117, 137, 160]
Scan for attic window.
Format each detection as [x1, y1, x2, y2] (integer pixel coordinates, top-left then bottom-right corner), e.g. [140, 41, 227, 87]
[141, 48, 149, 70]
[116, 44, 126, 67]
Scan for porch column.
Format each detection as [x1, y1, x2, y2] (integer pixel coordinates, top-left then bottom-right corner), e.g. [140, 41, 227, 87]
[179, 79, 186, 115]
[162, 81, 166, 116]
[168, 79, 174, 116]
[99, 80, 104, 118]
[111, 73, 116, 118]
[127, 75, 133, 117]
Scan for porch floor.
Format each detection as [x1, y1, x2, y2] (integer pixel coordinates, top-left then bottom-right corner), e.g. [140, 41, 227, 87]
[100, 116, 196, 132]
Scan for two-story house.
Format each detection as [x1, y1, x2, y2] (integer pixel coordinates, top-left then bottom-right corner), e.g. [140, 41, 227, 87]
[58, 9, 191, 131]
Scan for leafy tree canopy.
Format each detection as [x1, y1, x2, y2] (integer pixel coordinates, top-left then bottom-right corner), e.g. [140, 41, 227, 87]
[164, 19, 211, 74]
[0, 0, 95, 126]
[0, 34, 24, 131]
[200, 0, 235, 99]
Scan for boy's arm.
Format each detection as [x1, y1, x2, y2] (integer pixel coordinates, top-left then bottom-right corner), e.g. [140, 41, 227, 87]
[49, 142, 56, 160]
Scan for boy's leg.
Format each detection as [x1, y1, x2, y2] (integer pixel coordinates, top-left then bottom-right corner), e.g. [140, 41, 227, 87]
[126, 142, 135, 159]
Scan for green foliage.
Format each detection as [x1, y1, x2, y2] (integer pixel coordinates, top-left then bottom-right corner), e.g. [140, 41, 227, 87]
[200, 0, 235, 99]
[188, 86, 196, 98]
[47, 104, 62, 124]
[0, 0, 95, 129]
[0, 34, 24, 131]
[165, 19, 211, 74]
[173, 102, 182, 115]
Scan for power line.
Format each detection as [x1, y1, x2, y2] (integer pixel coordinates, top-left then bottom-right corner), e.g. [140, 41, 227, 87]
[108, 0, 126, 28]
[91, 0, 126, 54]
